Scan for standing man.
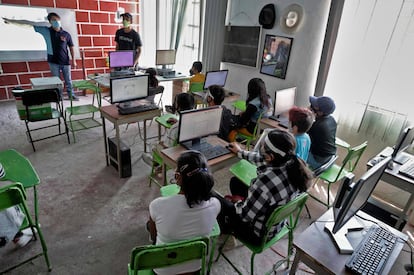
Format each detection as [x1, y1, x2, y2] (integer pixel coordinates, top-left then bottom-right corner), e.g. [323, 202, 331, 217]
[47, 12, 78, 100]
[115, 13, 142, 68]
[307, 96, 337, 169]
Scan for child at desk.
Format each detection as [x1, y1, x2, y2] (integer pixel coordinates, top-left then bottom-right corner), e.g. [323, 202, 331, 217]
[228, 78, 272, 142]
[215, 129, 313, 245]
[288, 106, 314, 162]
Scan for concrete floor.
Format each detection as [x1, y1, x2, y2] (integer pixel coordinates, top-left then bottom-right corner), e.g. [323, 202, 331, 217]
[0, 93, 413, 274]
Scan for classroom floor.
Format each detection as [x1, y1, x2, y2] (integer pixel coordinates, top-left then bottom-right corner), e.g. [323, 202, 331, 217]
[0, 92, 413, 274]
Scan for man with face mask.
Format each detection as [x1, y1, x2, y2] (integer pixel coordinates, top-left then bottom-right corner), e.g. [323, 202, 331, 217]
[47, 12, 78, 100]
[115, 13, 142, 68]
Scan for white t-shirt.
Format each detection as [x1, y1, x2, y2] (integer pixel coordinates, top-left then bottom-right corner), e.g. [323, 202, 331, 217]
[149, 194, 221, 275]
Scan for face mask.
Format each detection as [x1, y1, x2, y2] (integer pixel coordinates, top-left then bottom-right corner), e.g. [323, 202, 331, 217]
[51, 20, 61, 29]
[123, 20, 130, 27]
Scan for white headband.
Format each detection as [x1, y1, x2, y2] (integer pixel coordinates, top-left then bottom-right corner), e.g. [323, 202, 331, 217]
[264, 135, 286, 157]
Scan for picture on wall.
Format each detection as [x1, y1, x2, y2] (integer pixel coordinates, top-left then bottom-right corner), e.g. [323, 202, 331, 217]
[260, 35, 293, 79]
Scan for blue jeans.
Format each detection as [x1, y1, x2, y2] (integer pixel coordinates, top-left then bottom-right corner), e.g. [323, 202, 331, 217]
[48, 63, 74, 97]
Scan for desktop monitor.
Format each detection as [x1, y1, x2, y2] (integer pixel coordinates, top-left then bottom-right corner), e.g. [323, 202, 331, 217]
[203, 70, 229, 90]
[109, 50, 134, 68]
[273, 87, 296, 117]
[327, 156, 392, 253]
[155, 49, 176, 69]
[110, 74, 149, 105]
[391, 126, 413, 159]
[178, 106, 223, 148]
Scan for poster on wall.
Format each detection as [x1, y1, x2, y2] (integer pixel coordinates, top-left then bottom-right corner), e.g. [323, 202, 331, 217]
[260, 35, 293, 79]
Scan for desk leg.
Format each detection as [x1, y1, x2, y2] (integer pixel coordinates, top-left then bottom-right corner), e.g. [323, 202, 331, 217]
[144, 120, 147, 153]
[102, 116, 109, 166]
[289, 250, 301, 275]
[116, 123, 122, 178]
[398, 193, 414, 229]
[158, 122, 161, 142]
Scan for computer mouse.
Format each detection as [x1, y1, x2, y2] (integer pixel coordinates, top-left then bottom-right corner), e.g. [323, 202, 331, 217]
[370, 156, 383, 165]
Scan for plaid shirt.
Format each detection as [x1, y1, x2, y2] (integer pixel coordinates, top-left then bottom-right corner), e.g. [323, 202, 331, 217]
[234, 150, 299, 239]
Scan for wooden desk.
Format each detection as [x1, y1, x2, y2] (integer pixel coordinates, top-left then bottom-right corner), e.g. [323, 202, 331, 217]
[367, 147, 414, 229]
[159, 136, 238, 185]
[100, 105, 161, 177]
[290, 209, 408, 274]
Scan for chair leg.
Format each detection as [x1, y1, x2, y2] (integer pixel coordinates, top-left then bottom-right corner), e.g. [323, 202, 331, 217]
[25, 122, 36, 152]
[250, 253, 256, 275]
[304, 203, 312, 219]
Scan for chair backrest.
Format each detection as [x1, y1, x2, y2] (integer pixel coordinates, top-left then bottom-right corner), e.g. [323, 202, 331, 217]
[252, 111, 265, 138]
[21, 88, 61, 107]
[261, 193, 308, 247]
[72, 80, 102, 107]
[129, 237, 209, 275]
[0, 182, 27, 212]
[189, 82, 205, 93]
[341, 141, 368, 173]
[148, 85, 164, 97]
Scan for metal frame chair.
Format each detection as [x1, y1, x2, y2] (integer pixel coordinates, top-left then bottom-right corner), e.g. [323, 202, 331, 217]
[128, 236, 209, 275]
[215, 193, 309, 274]
[20, 88, 70, 151]
[0, 182, 51, 273]
[66, 80, 102, 143]
[309, 141, 368, 208]
[236, 112, 265, 150]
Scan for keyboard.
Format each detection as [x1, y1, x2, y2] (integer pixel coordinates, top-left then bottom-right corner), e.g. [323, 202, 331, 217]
[399, 159, 414, 179]
[269, 115, 288, 128]
[345, 225, 398, 275]
[110, 70, 135, 78]
[394, 152, 411, 165]
[184, 141, 231, 160]
[118, 104, 158, 115]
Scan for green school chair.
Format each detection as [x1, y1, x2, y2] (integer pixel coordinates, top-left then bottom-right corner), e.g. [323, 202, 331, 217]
[128, 237, 209, 275]
[236, 112, 264, 150]
[229, 159, 257, 187]
[0, 182, 51, 273]
[215, 193, 309, 275]
[232, 100, 246, 114]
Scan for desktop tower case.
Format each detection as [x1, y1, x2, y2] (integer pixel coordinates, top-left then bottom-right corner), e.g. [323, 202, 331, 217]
[108, 137, 131, 178]
[361, 201, 406, 231]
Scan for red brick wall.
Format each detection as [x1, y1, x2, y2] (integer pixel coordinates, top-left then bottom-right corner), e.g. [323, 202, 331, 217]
[0, 0, 140, 100]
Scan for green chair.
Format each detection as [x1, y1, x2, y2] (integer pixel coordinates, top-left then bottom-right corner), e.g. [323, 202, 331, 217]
[236, 112, 264, 150]
[189, 82, 207, 108]
[229, 159, 257, 187]
[0, 149, 41, 226]
[65, 80, 102, 143]
[232, 100, 246, 114]
[309, 141, 368, 208]
[159, 184, 220, 273]
[0, 182, 51, 273]
[215, 193, 309, 274]
[128, 236, 209, 275]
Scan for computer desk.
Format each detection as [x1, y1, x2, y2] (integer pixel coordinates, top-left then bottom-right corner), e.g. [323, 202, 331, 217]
[367, 147, 414, 229]
[159, 135, 238, 185]
[290, 209, 408, 275]
[258, 117, 285, 133]
[100, 104, 161, 178]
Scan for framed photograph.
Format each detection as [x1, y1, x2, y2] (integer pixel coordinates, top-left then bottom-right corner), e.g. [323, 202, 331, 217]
[260, 35, 293, 79]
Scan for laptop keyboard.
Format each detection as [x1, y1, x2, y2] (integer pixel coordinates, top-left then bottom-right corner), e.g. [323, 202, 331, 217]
[399, 159, 414, 179]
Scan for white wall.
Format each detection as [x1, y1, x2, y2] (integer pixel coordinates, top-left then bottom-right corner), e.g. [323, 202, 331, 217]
[220, 0, 331, 107]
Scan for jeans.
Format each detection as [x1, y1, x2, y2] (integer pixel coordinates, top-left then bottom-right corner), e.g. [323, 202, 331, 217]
[48, 63, 74, 97]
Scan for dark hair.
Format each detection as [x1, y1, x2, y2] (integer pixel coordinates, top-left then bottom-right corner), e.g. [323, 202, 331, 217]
[177, 150, 214, 207]
[174, 93, 195, 112]
[192, 61, 203, 73]
[208, 85, 225, 105]
[246, 78, 270, 109]
[121, 13, 133, 22]
[47, 12, 60, 22]
[145, 68, 159, 88]
[288, 106, 314, 133]
[264, 129, 313, 192]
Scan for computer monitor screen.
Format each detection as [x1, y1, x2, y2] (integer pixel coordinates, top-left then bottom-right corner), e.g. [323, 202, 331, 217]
[155, 49, 176, 66]
[332, 156, 391, 234]
[178, 106, 223, 145]
[391, 126, 413, 159]
[273, 87, 296, 117]
[109, 51, 134, 68]
[110, 74, 149, 104]
[203, 70, 229, 90]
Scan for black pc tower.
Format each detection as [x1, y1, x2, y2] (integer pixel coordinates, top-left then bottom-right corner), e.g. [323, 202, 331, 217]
[108, 137, 131, 178]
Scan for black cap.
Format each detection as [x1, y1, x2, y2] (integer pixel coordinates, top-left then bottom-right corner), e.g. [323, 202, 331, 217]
[120, 13, 132, 21]
[259, 4, 276, 29]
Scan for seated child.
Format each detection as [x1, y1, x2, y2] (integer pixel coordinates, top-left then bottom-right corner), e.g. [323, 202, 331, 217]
[147, 150, 220, 275]
[288, 106, 314, 161]
[206, 85, 236, 141]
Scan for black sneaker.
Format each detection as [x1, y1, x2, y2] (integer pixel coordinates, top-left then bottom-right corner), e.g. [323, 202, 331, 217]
[70, 95, 80, 101]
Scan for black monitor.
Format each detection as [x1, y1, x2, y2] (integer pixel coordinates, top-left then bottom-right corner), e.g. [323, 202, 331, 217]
[203, 70, 229, 90]
[273, 87, 296, 117]
[391, 126, 413, 159]
[110, 74, 149, 105]
[155, 49, 176, 69]
[178, 106, 223, 148]
[326, 156, 392, 253]
[109, 50, 134, 68]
